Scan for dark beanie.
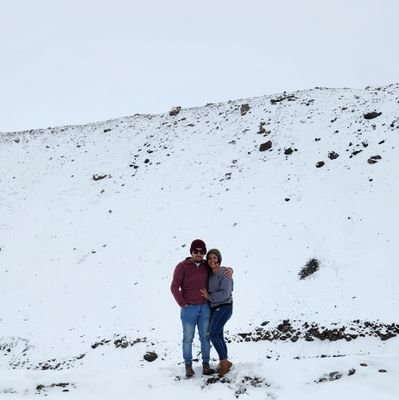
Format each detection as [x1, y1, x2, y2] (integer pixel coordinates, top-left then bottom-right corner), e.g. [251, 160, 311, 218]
[190, 239, 207, 253]
[207, 248, 222, 264]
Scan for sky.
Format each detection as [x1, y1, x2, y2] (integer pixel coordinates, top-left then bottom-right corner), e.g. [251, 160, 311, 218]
[1, 0, 399, 132]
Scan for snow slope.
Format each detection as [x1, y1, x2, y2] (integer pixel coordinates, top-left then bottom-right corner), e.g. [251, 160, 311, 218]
[1, 84, 398, 398]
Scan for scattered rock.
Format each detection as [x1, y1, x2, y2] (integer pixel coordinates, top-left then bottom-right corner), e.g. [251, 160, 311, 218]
[103, 128, 112, 133]
[350, 150, 363, 158]
[91, 339, 110, 349]
[114, 336, 146, 349]
[299, 258, 320, 280]
[380, 332, 396, 341]
[277, 320, 291, 333]
[315, 161, 325, 168]
[328, 151, 339, 160]
[284, 147, 294, 155]
[259, 141, 272, 152]
[367, 155, 382, 164]
[36, 383, 75, 394]
[317, 371, 343, 383]
[169, 106, 181, 116]
[364, 111, 382, 120]
[232, 319, 399, 344]
[240, 104, 250, 116]
[271, 94, 297, 104]
[257, 122, 270, 135]
[144, 351, 158, 362]
[348, 369, 356, 376]
[92, 174, 107, 181]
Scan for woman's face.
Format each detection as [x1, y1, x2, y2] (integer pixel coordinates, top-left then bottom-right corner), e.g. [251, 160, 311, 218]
[207, 253, 219, 269]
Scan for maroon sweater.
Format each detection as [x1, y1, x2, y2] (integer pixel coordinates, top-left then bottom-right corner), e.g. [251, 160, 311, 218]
[171, 258, 210, 307]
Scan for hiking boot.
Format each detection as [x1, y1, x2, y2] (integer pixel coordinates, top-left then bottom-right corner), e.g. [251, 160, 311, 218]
[218, 359, 233, 377]
[202, 362, 215, 375]
[185, 364, 195, 378]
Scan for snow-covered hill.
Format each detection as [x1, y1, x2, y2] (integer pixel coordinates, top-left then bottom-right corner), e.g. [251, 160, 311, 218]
[1, 84, 398, 399]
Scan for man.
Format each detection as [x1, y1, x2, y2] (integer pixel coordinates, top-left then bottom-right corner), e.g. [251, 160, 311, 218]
[171, 239, 232, 377]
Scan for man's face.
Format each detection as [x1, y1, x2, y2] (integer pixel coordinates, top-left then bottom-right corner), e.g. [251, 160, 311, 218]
[191, 248, 205, 262]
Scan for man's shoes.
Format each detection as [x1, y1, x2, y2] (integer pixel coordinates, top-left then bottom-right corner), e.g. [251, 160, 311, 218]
[202, 362, 215, 375]
[218, 359, 233, 377]
[185, 364, 195, 378]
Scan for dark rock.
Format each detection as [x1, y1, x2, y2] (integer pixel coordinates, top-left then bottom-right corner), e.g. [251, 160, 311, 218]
[169, 106, 181, 116]
[367, 155, 382, 164]
[270, 94, 297, 104]
[257, 122, 268, 134]
[299, 258, 320, 279]
[240, 104, 250, 116]
[380, 332, 396, 341]
[351, 150, 363, 156]
[328, 151, 339, 160]
[259, 141, 272, 152]
[103, 128, 112, 133]
[378, 369, 387, 373]
[92, 174, 107, 181]
[277, 320, 291, 333]
[315, 161, 325, 168]
[329, 371, 342, 380]
[348, 369, 356, 376]
[364, 111, 382, 120]
[144, 351, 158, 362]
[114, 338, 129, 348]
[284, 147, 294, 155]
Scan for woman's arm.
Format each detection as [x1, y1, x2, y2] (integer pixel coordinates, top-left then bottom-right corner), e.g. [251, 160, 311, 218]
[206, 274, 233, 304]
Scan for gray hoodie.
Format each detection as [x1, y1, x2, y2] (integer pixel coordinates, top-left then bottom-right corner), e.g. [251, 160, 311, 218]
[207, 267, 233, 308]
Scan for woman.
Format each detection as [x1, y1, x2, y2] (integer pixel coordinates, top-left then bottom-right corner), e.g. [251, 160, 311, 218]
[200, 248, 233, 377]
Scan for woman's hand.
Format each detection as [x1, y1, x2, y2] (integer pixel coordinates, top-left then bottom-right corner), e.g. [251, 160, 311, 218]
[200, 288, 209, 299]
[224, 267, 233, 278]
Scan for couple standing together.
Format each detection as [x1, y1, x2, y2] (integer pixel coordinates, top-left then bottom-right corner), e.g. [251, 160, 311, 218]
[171, 239, 234, 378]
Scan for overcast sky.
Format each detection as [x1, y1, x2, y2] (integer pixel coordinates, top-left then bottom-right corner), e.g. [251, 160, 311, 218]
[1, 0, 398, 132]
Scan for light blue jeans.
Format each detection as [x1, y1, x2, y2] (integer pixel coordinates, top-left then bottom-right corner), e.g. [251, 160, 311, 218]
[180, 303, 211, 365]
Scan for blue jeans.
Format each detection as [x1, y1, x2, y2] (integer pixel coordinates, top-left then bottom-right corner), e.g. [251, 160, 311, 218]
[208, 304, 232, 361]
[180, 304, 211, 365]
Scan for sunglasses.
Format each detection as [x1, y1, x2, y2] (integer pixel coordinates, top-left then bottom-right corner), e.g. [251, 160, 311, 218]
[192, 249, 205, 255]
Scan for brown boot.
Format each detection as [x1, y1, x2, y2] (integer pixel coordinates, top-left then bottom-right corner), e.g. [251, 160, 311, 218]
[218, 359, 233, 377]
[185, 364, 195, 378]
[202, 362, 215, 375]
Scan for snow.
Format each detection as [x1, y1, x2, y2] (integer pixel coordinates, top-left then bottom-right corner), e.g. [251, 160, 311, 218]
[1, 84, 398, 398]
